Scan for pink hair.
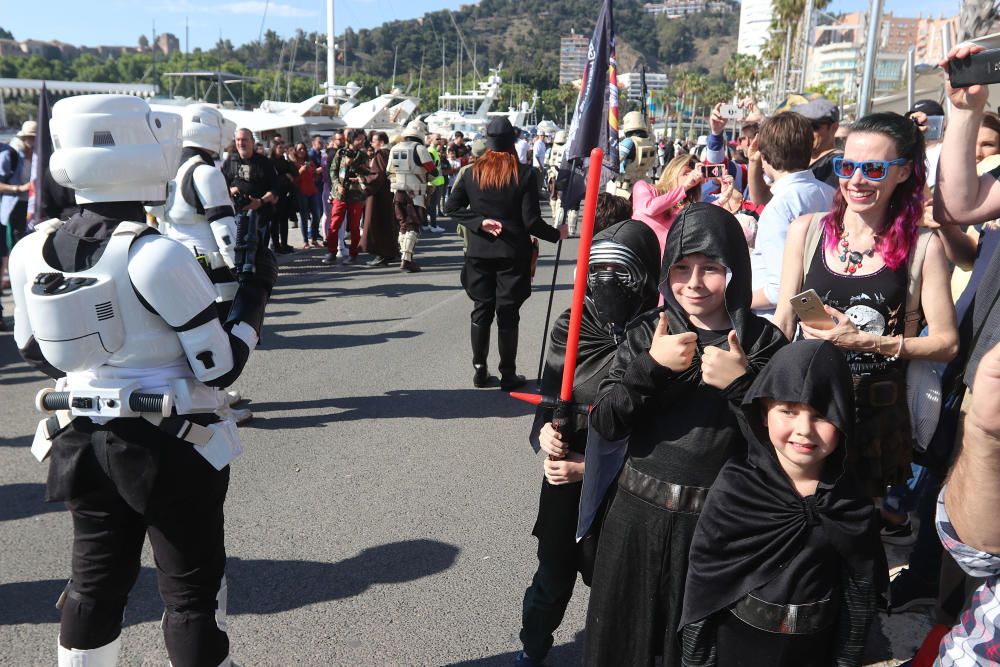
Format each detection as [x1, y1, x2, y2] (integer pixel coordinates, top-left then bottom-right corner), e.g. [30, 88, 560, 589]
[822, 123, 927, 270]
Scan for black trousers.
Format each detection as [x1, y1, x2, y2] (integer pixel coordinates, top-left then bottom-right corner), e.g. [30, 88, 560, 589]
[520, 479, 584, 660]
[461, 255, 532, 328]
[54, 419, 230, 667]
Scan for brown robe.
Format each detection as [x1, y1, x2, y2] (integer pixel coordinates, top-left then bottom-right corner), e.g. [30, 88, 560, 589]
[360, 148, 398, 258]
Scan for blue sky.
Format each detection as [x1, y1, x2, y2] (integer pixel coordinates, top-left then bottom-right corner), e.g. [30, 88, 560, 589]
[3, 0, 960, 53]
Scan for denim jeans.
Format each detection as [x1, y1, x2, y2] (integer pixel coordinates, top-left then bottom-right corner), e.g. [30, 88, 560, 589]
[298, 193, 323, 241]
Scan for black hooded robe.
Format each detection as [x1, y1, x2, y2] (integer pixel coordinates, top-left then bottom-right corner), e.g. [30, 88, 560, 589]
[520, 220, 661, 660]
[582, 203, 788, 667]
[678, 340, 886, 667]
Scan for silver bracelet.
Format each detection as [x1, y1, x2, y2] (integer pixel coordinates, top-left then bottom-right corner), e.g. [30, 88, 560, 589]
[886, 336, 904, 362]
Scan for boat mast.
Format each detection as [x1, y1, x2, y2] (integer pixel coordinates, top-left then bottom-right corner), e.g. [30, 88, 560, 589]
[326, 0, 336, 104]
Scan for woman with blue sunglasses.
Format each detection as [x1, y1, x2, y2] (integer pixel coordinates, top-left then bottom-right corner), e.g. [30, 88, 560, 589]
[774, 112, 958, 500]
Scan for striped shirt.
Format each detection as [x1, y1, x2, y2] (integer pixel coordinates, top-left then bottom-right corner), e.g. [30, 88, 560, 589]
[936, 491, 1000, 666]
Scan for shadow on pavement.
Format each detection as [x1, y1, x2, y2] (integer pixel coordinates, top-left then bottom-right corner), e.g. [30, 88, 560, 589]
[0, 434, 31, 448]
[263, 328, 421, 351]
[0, 539, 460, 626]
[444, 631, 584, 666]
[248, 389, 536, 429]
[0, 482, 63, 522]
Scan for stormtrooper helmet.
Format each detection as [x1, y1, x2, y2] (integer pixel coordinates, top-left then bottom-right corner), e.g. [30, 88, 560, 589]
[402, 120, 428, 143]
[181, 104, 235, 156]
[622, 111, 649, 137]
[49, 94, 182, 205]
[553, 130, 568, 145]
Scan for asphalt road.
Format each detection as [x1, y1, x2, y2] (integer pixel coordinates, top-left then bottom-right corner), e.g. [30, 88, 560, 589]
[0, 213, 932, 666]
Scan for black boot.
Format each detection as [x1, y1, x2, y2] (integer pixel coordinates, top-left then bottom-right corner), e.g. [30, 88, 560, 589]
[471, 323, 496, 388]
[498, 326, 526, 390]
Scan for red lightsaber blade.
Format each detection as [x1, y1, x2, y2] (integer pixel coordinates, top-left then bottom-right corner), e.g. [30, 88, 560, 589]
[559, 147, 604, 402]
[511, 147, 604, 422]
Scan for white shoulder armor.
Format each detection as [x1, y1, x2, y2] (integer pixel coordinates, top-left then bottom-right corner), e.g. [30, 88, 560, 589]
[129, 235, 234, 382]
[192, 163, 235, 217]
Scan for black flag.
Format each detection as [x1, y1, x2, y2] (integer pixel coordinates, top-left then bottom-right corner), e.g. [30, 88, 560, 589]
[558, 0, 619, 211]
[32, 82, 73, 222]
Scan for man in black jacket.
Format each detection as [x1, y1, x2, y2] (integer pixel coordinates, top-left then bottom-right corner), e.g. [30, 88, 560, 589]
[445, 117, 568, 389]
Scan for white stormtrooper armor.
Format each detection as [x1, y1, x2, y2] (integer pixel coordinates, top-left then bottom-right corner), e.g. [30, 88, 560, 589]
[608, 112, 654, 198]
[15, 94, 260, 667]
[163, 105, 239, 304]
[389, 120, 433, 209]
[10, 95, 256, 464]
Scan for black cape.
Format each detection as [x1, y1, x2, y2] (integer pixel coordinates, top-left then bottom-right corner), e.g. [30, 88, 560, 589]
[680, 340, 885, 664]
[527, 219, 661, 574]
[577, 202, 788, 538]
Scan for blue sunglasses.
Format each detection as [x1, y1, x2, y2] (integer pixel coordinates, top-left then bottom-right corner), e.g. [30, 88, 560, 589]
[833, 157, 909, 181]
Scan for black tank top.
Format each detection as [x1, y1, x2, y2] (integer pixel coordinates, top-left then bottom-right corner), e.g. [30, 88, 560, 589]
[802, 230, 907, 376]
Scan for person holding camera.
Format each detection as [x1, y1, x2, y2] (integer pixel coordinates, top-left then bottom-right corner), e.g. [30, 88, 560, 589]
[750, 113, 834, 318]
[221, 128, 279, 252]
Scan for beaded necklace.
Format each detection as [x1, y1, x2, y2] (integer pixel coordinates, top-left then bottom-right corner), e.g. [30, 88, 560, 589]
[838, 226, 880, 274]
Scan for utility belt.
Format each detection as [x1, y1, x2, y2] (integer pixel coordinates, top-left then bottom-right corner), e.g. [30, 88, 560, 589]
[618, 461, 709, 514]
[31, 377, 240, 471]
[853, 369, 905, 409]
[730, 593, 837, 635]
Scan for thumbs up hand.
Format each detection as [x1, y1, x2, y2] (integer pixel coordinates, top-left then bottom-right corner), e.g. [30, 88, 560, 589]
[702, 330, 749, 390]
[649, 313, 698, 373]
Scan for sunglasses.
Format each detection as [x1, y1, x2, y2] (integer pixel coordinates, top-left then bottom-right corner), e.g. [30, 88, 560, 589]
[832, 157, 909, 181]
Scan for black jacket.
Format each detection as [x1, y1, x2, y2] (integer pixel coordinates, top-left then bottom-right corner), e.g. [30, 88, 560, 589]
[445, 161, 560, 259]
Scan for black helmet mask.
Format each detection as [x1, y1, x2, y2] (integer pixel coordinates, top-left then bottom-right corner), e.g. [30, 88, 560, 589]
[587, 239, 648, 340]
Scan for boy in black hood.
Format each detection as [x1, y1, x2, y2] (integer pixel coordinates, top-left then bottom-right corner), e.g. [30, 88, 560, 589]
[679, 340, 885, 666]
[582, 203, 787, 666]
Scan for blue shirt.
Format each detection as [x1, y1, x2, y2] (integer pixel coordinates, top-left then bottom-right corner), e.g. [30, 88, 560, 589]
[750, 169, 835, 316]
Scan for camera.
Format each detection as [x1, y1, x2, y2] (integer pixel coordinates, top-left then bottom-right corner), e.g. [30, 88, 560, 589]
[699, 163, 726, 179]
[232, 191, 252, 211]
[718, 104, 747, 121]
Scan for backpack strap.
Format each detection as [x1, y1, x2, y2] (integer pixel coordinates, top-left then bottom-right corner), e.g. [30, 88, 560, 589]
[904, 229, 934, 338]
[801, 212, 827, 279]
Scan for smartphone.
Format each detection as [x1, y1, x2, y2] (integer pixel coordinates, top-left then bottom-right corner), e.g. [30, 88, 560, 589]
[948, 48, 1000, 88]
[719, 104, 746, 121]
[699, 163, 726, 179]
[924, 115, 945, 141]
[790, 289, 836, 330]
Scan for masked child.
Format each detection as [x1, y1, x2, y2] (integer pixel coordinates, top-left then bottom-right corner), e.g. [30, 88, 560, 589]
[582, 203, 788, 666]
[517, 219, 662, 666]
[679, 340, 885, 667]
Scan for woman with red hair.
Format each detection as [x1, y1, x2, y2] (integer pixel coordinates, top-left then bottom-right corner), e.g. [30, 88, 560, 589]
[773, 112, 958, 498]
[446, 118, 568, 390]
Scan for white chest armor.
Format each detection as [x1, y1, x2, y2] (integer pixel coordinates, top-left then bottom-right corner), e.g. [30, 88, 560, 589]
[623, 136, 655, 184]
[18, 220, 184, 373]
[389, 140, 428, 197]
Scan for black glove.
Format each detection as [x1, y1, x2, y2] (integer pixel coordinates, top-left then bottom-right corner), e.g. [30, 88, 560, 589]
[250, 247, 279, 292]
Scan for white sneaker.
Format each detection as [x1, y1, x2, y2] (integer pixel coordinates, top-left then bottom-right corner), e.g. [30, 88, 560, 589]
[429, 224, 445, 233]
[226, 390, 243, 406]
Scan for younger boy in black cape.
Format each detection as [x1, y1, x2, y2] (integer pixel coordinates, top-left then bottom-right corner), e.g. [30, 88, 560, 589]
[679, 340, 886, 667]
